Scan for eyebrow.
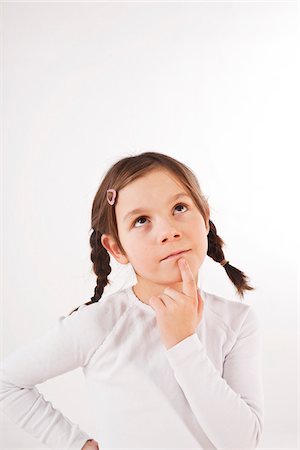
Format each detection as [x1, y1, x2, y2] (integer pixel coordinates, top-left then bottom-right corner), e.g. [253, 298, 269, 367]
[123, 192, 191, 222]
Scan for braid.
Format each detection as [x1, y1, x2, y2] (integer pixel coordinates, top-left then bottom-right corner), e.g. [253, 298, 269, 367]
[67, 229, 111, 316]
[89, 229, 112, 301]
[207, 219, 255, 300]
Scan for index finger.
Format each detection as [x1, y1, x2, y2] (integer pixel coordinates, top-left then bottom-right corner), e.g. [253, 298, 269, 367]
[178, 257, 197, 299]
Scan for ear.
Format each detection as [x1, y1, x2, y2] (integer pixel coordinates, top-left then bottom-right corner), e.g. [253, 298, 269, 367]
[101, 234, 129, 265]
[206, 222, 210, 235]
[204, 216, 210, 236]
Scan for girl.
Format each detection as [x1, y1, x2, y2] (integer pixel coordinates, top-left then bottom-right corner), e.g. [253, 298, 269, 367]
[0, 152, 264, 450]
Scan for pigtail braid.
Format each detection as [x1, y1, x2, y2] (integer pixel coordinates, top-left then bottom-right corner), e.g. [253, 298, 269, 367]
[207, 219, 255, 299]
[89, 229, 112, 301]
[67, 229, 111, 315]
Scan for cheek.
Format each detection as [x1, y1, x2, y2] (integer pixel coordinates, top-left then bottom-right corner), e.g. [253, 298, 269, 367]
[192, 222, 208, 250]
[201, 237, 208, 258]
[125, 237, 154, 263]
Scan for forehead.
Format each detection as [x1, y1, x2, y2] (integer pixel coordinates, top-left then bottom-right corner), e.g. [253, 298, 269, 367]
[115, 169, 191, 219]
[119, 169, 187, 202]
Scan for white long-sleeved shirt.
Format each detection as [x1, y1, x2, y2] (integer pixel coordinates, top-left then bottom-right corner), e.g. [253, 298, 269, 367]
[0, 285, 264, 450]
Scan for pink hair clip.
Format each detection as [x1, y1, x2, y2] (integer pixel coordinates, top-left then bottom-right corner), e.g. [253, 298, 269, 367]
[107, 189, 117, 205]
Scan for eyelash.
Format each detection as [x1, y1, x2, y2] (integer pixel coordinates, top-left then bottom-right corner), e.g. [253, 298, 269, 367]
[132, 203, 189, 228]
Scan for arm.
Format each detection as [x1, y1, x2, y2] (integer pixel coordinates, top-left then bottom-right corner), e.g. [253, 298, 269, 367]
[0, 304, 102, 449]
[165, 306, 264, 450]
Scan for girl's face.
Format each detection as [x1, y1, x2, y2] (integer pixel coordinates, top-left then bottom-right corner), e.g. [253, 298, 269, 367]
[102, 168, 209, 295]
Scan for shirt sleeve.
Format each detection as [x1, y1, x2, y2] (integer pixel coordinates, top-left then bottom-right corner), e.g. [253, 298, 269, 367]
[0, 304, 104, 450]
[164, 306, 264, 450]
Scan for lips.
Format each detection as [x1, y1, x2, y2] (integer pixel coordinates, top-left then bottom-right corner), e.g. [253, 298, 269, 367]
[161, 249, 191, 261]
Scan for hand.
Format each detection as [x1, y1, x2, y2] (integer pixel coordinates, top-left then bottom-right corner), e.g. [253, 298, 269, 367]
[81, 439, 99, 450]
[148, 257, 204, 350]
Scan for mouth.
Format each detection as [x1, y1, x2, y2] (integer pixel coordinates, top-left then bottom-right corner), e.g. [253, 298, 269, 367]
[161, 249, 191, 262]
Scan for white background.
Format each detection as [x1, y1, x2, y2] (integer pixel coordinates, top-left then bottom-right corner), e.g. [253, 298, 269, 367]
[1, 1, 299, 449]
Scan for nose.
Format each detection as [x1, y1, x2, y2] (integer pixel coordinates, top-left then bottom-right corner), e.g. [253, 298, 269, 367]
[160, 227, 182, 243]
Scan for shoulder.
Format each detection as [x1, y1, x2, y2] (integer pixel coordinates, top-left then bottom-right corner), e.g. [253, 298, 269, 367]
[200, 289, 261, 337]
[41, 288, 133, 367]
[0, 289, 133, 382]
[62, 288, 132, 340]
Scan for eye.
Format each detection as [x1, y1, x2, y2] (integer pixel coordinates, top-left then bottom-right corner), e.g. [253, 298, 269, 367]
[132, 203, 189, 228]
[174, 203, 188, 214]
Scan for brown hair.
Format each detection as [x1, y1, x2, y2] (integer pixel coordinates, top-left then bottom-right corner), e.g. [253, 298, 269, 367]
[68, 151, 254, 315]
